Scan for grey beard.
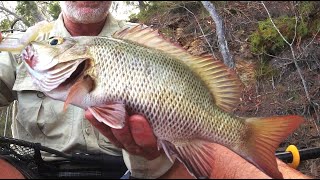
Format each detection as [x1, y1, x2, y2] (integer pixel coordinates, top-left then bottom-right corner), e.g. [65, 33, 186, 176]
[60, 3, 109, 24]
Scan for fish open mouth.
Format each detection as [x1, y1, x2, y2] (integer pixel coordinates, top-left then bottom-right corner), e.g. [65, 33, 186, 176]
[59, 59, 89, 88]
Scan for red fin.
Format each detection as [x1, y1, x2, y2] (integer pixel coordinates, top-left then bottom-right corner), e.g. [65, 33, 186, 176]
[160, 140, 213, 178]
[63, 75, 94, 111]
[243, 115, 304, 179]
[87, 102, 127, 129]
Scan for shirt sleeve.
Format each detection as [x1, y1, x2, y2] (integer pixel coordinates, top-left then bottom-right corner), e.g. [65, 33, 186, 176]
[0, 51, 16, 107]
[122, 149, 175, 178]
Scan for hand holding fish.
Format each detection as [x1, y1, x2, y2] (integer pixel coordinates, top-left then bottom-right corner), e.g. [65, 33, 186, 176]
[85, 110, 161, 160]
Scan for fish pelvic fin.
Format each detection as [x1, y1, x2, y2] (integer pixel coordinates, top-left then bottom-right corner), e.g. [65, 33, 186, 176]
[160, 140, 214, 179]
[241, 115, 304, 179]
[87, 101, 127, 129]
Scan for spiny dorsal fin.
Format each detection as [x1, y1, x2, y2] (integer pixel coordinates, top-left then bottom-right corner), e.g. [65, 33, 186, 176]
[113, 24, 241, 112]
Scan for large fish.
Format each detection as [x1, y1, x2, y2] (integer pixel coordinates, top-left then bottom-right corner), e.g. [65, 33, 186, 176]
[19, 25, 303, 179]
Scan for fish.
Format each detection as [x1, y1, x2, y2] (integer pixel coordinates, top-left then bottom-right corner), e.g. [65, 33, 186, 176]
[19, 24, 304, 179]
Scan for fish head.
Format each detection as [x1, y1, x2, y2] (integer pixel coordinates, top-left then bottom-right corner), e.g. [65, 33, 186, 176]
[21, 36, 95, 101]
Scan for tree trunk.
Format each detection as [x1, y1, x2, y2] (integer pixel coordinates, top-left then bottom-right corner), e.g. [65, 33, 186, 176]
[138, 1, 146, 12]
[28, 1, 45, 23]
[201, 1, 235, 69]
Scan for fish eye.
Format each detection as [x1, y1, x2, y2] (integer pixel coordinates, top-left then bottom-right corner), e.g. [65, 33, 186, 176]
[48, 37, 64, 45]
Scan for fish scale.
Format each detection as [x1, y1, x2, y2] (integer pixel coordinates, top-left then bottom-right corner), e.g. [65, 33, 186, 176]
[19, 25, 304, 179]
[87, 38, 247, 149]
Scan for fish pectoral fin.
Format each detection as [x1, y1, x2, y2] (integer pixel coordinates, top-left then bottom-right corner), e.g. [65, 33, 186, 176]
[64, 75, 94, 111]
[87, 102, 127, 129]
[160, 140, 214, 179]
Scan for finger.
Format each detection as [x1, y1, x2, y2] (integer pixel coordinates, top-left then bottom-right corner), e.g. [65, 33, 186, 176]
[129, 115, 161, 160]
[111, 117, 143, 155]
[276, 159, 311, 179]
[129, 115, 158, 148]
[84, 110, 124, 149]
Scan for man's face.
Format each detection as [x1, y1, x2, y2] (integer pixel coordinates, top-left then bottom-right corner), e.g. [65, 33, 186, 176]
[60, 1, 112, 24]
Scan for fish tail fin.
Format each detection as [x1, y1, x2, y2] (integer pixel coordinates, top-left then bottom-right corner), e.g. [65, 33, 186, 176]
[242, 115, 304, 179]
[160, 140, 214, 179]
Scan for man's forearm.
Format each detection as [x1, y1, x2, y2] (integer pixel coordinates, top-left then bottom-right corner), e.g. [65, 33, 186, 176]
[160, 143, 311, 179]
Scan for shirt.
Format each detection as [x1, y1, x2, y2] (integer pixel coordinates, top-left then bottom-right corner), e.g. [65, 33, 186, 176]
[0, 13, 173, 179]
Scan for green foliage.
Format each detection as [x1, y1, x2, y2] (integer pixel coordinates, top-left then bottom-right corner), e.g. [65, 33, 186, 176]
[129, 1, 172, 23]
[16, 1, 37, 26]
[15, 1, 61, 26]
[0, 19, 13, 30]
[255, 59, 278, 81]
[298, 1, 315, 18]
[129, 1, 204, 23]
[47, 1, 61, 20]
[249, 16, 308, 55]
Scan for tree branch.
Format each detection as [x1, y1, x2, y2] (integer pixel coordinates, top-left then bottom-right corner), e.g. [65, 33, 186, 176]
[201, 1, 235, 68]
[0, 6, 30, 27]
[28, 1, 45, 22]
[179, 3, 216, 59]
[261, 1, 311, 103]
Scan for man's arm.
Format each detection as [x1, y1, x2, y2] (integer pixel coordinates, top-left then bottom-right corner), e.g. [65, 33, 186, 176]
[85, 112, 311, 179]
[160, 144, 312, 179]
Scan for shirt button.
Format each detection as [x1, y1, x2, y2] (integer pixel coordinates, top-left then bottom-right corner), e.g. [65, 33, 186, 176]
[85, 128, 90, 135]
[37, 92, 45, 98]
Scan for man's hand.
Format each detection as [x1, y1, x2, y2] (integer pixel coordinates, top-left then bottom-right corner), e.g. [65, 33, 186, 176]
[85, 110, 161, 160]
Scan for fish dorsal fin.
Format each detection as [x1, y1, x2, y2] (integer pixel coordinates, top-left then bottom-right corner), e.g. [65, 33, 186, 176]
[113, 24, 241, 112]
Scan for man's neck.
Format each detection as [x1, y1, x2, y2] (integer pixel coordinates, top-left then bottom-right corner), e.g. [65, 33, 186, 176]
[62, 14, 108, 36]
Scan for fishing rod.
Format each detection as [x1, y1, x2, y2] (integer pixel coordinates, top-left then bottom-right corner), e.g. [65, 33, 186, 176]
[276, 145, 320, 169]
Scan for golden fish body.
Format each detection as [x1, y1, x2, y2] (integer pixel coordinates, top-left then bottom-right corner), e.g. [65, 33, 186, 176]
[85, 37, 243, 144]
[20, 25, 304, 179]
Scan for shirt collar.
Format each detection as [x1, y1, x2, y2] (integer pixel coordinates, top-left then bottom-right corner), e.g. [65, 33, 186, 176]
[50, 13, 121, 37]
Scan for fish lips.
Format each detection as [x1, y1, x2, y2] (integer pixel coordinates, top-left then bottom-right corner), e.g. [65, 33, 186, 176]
[22, 44, 37, 69]
[21, 43, 59, 72]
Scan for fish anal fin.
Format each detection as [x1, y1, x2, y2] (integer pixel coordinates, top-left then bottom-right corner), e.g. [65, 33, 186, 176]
[242, 115, 305, 179]
[87, 101, 127, 129]
[160, 140, 214, 179]
[113, 25, 241, 112]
